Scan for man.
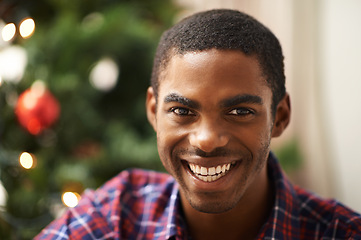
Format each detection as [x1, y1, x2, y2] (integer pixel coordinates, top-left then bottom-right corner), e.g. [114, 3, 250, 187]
[36, 9, 361, 239]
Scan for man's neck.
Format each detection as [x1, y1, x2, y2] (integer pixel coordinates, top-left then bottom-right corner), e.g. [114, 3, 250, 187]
[180, 165, 274, 240]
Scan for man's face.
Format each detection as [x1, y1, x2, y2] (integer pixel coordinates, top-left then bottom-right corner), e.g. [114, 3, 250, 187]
[147, 49, 288, 214]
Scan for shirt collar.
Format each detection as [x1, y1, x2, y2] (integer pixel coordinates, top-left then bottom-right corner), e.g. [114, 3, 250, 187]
[257, 152, 301, 238]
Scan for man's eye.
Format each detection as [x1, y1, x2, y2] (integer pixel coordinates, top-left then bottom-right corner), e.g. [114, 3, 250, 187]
[171, 107, 194, 116]
[228, 108, 254, 116]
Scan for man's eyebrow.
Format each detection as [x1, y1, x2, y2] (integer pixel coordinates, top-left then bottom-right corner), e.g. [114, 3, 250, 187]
[221, 94, 263, 108]
[164, 93, 200, 109]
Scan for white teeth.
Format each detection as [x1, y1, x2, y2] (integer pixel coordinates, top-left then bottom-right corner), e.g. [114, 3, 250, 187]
[189, 164, 194, 172]
[188, 162, 234, 182]
[200, 176, 207, 181]
[226, 164, 230, 171]
[195, 165, 201, 174]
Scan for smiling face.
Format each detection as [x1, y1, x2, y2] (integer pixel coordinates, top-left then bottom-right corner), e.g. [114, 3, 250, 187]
[147, 49, 290, 214]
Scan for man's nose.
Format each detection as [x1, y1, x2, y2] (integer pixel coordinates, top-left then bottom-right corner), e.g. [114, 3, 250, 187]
[189, 118, 229, 153]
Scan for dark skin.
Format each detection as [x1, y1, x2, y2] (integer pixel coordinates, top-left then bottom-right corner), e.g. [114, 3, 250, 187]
[146, 49, 291, 239]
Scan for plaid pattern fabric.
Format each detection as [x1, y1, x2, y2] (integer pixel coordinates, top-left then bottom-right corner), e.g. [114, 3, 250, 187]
[257, 153, 361, 239]
[36, 153, 361, 239]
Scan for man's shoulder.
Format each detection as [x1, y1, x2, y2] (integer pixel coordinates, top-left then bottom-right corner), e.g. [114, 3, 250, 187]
[35, 169, 177, 240]
[84, 168, 176, 214]
[294, 185, 361, 237]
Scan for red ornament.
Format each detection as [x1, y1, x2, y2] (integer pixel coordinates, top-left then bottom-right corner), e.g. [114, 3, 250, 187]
[15, 85, 60, 135]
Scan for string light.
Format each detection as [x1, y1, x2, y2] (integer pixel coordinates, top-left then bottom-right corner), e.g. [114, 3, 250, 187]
[19, 18, 35, 38]
[62, 192, 81, 208]
[19, 152, 35, 169]
[1, 17, 35, 41]
[1, 23, 16, 42]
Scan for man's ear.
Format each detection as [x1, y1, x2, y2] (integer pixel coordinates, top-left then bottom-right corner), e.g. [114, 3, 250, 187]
[271, 93, 291, 138]
[146, 87, 157, 132]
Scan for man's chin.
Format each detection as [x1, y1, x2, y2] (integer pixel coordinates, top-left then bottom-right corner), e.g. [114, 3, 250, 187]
[187, 195, 239, 214]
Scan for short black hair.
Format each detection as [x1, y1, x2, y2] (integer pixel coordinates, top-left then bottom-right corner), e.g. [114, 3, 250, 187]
[151, 9, 286, 113]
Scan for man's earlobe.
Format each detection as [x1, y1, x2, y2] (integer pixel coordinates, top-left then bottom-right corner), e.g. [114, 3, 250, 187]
[271, 93, 291, 138]
[146, 87, 157, 131]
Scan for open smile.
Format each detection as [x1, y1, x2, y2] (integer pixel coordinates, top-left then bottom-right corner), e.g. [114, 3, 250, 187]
[186, 161, 238, 182]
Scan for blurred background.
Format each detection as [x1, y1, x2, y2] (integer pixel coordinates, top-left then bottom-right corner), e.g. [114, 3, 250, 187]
[0, 0, 360, 239]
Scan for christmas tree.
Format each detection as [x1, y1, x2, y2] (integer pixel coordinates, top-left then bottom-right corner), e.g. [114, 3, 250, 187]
[0, 0, 178, 238]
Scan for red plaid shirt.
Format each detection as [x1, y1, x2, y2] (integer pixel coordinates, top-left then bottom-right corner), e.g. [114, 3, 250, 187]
[36, 153, 361, 239]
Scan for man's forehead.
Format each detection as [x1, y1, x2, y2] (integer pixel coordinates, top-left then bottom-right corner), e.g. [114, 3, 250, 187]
[156, 49, 272, 108]
[158, 49, 266, 86]
[161, 48, 261, 74]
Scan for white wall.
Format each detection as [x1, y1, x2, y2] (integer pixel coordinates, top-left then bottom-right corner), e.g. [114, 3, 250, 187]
[318, 0, 361, 212]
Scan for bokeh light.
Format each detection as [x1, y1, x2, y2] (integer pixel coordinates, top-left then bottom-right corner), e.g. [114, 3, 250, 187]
[19, 152, 35, 169]
[19, 18, 35, 38]
[0, 180, 8, 208]
[89, 57, 119, 92]
[62, 192, 81, 208]
[0, 45, 28, 83]
[82, 12, 104, 32]
[1, 23, 16, 42]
